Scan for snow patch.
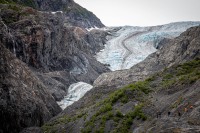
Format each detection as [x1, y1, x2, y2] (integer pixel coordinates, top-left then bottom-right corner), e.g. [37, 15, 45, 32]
[57, 82, 93, 110]
[86, 26, 100, 31]
[51, 11, 63, 14]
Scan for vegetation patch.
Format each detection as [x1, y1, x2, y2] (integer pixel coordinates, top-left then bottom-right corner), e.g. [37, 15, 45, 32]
[160, 58, 200, 89]
[42, 111, 87, 133]
[0, 0, 14, 4]
[0, 0, 36, 8]
[19, 0, 36, 8]
[81, 79, 151, 133]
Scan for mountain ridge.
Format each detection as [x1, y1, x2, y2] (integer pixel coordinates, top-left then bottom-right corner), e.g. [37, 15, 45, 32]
[0, 0, 105, 28]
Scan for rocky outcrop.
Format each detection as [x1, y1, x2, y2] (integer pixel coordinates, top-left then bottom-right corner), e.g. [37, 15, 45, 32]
[0, 42, 61, 133]
[0, 4, 109, 100]
[94, 26, 200, 87]
[0, 1, 108, 132]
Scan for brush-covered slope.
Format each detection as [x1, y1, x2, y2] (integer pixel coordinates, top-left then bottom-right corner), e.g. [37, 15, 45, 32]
[42, 57, 200, 133]
[0, 42, 61, 133]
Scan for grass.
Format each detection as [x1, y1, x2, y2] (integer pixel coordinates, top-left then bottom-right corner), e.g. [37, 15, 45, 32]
[112, 104, 147, 133]
[42, 111, 87, 133]
[81, 79, 151, 133]
[160, 58, 200, 89]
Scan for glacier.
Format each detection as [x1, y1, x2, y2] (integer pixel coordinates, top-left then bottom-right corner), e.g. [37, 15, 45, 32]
[96, 22, 200, 71]
[57, 82, 93, 110]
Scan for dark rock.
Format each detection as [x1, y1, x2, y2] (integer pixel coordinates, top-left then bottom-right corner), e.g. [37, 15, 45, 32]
[0, 4, 109, 100]
[20, 127, 42, 133]
[1, 0, 105, 28]
[0, 42, 61, 133]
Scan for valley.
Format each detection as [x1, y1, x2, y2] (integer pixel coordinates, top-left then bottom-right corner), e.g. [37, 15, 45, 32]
[0, 0, 200, 133]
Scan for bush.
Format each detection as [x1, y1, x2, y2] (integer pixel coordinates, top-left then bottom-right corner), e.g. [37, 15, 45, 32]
[121, 95, 128, 103]
[115, 110, 124, 118]
[99, 103, 112, 114]
[109, 89, 125, 104]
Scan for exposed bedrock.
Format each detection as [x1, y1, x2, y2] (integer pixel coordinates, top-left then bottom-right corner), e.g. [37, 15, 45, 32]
[0, 4, 109, 100]
[0, 43, 61, 133]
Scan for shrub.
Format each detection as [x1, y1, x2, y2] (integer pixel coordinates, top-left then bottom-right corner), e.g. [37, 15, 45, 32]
[99, 103, 112, 114]
[109, 89, 125, 104]
[116, 110, 124, 118]
[121, 95, 128, 103]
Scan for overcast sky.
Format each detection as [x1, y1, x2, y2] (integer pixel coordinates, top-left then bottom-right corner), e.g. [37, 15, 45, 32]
[74, 0, 200, 26]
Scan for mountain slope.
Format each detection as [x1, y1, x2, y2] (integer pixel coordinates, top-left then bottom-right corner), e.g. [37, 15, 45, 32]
[42, 54, 200, 133]
[0, 3, 109, 100]
[0, 0, 104, 28]
[42, 26, 200, 133]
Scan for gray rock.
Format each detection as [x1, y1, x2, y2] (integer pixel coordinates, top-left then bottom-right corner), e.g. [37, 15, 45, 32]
[0, 4, 110, 100]
[20, 127, 42, 133]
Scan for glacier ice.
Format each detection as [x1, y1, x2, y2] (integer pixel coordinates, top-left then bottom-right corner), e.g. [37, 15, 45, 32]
[95, 22, 200, 71]
[57, 82, 93, 110]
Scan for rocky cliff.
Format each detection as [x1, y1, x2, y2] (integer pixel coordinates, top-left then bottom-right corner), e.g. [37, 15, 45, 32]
[0, 1, 109, 132]
[42, 26, 200, 133]
[0, 42, 61, 133]
[0, 4, 109, 100]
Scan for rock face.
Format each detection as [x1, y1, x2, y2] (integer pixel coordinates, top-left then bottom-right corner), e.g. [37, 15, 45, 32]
[94, 26, 200, 87]
[42, 26, 200, 133]
[0, 43, 61, 133]
[0, 0, 104, 28]
[0, 4, 109, 100]
[0, 1, 108, 132]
